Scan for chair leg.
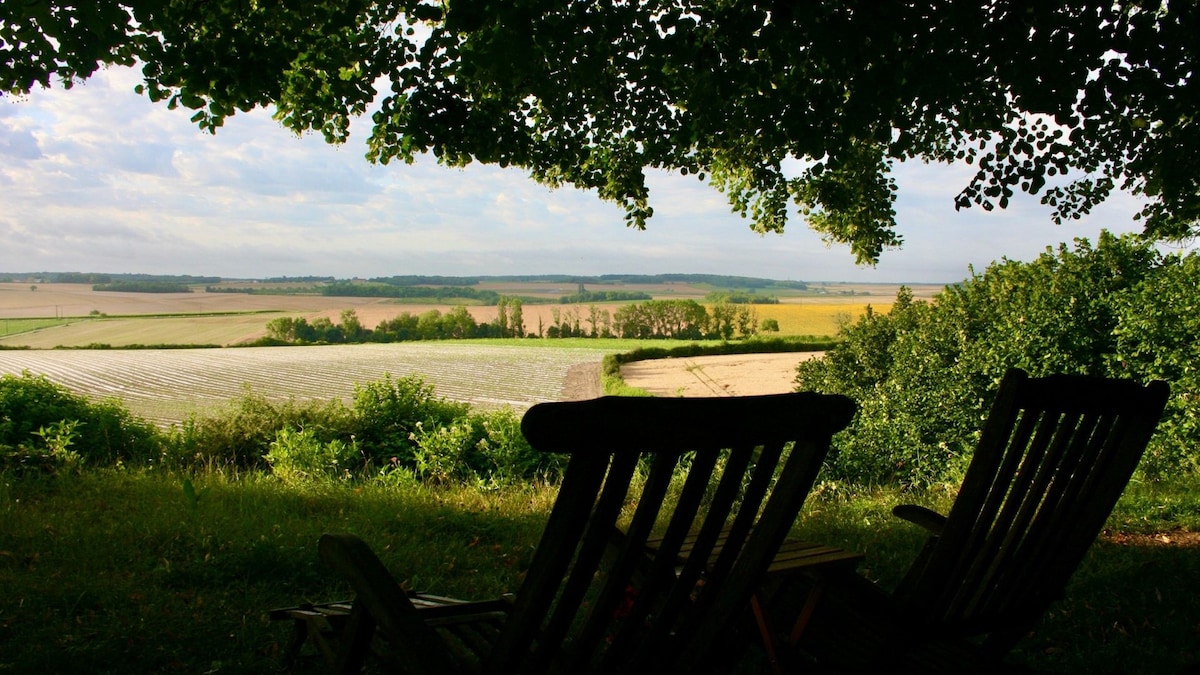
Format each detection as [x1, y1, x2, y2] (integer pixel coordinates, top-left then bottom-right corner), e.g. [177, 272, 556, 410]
[786, 582, 826, 645]
[750, 593, 783, 675]
[334, 602, 376, 675]
[281, 617, 309, 667]
[750, 578, 829, 675]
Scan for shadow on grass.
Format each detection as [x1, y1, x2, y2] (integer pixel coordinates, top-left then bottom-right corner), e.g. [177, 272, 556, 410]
[2, 472, 1196, 674]
[1015, 533, 1200, 674]
[0, 471, 551, 674]
[794, 497, 1200, 675]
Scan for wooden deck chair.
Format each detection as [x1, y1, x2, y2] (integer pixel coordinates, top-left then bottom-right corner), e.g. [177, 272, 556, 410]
[786, 368, 1170, 673]
[310, 392, 856, 674]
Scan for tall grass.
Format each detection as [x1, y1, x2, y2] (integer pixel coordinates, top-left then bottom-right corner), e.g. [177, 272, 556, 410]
[0, 470, 554, 674]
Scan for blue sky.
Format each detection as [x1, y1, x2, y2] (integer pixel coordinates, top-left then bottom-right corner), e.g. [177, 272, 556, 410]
[0, 67, 1157, 283]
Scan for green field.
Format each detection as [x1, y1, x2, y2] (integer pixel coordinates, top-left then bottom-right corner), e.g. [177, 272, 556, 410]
[0, 317, 74, 338]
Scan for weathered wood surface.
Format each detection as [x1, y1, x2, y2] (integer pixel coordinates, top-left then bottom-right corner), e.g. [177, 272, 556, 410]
[288, 391, 856, 674]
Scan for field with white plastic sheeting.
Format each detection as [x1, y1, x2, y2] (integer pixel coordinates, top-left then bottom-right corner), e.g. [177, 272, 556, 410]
[0, 343, 612, 426]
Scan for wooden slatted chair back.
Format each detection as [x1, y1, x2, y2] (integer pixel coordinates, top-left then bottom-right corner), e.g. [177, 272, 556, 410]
[480, 392, 856, 675]
[896, 368, 1169, 646]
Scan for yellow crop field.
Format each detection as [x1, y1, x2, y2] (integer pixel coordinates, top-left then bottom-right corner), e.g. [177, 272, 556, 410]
[753, 302, 892, 337]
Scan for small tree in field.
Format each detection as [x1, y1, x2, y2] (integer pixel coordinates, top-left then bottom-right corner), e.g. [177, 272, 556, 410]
[508, 298, 525, 338]
[494, 297, 509, 337]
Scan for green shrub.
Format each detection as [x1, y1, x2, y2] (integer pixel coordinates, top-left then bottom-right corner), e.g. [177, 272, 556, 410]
[0, 371, 560, 486]
[350, 374, 470, 468]
[409, 419, 481, 484]
[474, 408, 566, 483]
[797, 233, 1198, 487]
[405, 408, 566, 485]
[1110, 253, 1200, 477]
[265, 425, 361, 483]
[166, 375, 477, 478]
[0, 372, 162, 471]
[167, 391, 355, 470]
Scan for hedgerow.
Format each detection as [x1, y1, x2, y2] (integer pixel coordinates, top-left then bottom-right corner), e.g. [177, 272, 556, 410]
[1, 370, 558, 485]
[797, 232, 1199, 487]
[0, 371, 162, 473]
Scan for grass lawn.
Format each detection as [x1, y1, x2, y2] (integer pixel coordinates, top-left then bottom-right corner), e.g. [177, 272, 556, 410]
[2, 471, 1197, 674]
[0, 318, 76, 339]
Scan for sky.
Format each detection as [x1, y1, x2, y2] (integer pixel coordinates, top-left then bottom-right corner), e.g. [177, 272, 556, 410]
[0, 66, 1161, 284]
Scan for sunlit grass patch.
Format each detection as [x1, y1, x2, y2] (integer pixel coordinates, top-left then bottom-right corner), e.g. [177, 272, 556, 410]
[0, 317, 75, 338]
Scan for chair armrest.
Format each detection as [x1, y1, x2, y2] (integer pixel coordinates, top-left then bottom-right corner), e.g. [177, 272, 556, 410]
[414, 595, 513, 624]
[318, 533, 460, 675]
[891, 504, 948, 536]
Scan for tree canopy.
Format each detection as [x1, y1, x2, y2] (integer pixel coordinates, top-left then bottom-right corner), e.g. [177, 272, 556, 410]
[3, 1, 1197, 262]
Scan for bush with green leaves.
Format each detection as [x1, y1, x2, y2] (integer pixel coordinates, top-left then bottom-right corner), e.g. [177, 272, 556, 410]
[402, 408, 564, 485]
[797, 233, 1198, 486]
[1110, 253, 1200, 476]
[0, 372, 162, 472]
[0, 370, 556, 485]
[350, 373, 470, 468]
[167, 390, 355, 470]
[474, 408, 565, 483]
[163, 374, 560, 484]
[409, 419, 480, 485]
[265, 425, 361, 483]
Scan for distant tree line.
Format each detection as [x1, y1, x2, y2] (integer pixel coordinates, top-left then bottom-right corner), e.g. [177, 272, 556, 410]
[541, 301, 758, 339]
[703, 291, 780, 304]
[262, 298, 761, 346]
[53, 272, 219, 285]
[262, 276, 335, 283]
[54, 273, 113, 284]
[471, 274, 808, 290]
[12, 272, 810, 291]
[205, 285, 318, 295]
[96, 273, 220, 284]
[347, 273, 807, 289]
[92, 281, 193, 293]
[263, 301, 527, 344]
[313, 281, 545, 305]
[369, 275, 482, 286]
[319, 281, 499, 302]
[603, 274, 806, 290]
[558, 288, 652, 304]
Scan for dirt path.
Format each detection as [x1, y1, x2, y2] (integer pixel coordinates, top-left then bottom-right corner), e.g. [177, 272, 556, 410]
[561, 351, 823, 401]
[619, 352, 824, 397]
[561, 362, 604, 400]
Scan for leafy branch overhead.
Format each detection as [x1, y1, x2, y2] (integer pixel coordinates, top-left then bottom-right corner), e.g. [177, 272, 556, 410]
[3, 1, 1198, 262]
